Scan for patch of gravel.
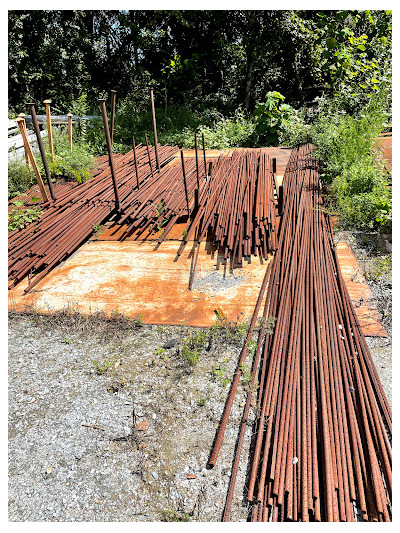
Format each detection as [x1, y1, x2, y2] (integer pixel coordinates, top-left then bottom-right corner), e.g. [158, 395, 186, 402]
[192, 269, 246, 294]
[8, 313, 255, 522]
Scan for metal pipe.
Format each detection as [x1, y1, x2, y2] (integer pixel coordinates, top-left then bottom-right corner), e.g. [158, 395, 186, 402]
[150, 89, 160, 171]
[98, 99, 120, 209]
[27, 102, 56, 201]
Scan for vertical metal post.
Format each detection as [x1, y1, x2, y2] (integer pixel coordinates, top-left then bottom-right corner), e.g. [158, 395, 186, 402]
[180, 150, 190, 217]
[145, 133, 154, 178]
[194, 132, 200, 188]
[98, 99, 120, 209]
[202, 132, 207, 176]
[150, 89, 160, 171]
[43, 100, 54, 162]
[27, 102, 56, 201]
[18, 113, 31, 169]
[67, 113, 73, 152]
[208, 161, 213, 180]
[16, 117, 49, 202]
[132, 137, 140, 189]
[110, 89, 117, 147]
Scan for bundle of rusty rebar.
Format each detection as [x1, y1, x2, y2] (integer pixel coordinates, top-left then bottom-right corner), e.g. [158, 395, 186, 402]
[8, 143, 177, 292]
[177, 149, 277, 268]
[210, 144, 392, 522]
[114, 148, 277, 271]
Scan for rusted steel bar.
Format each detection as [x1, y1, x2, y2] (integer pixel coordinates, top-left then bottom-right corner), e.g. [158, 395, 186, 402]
[17, 113, 31, 169]
[150, 89, 160, 171]
[132, 137, 140, 189]
[15, 117, 49, 203]
[194, 132, 200, 188]
[98, 98, 120, 209]
[43, 100, 54, 162]
[110, 89, 117, 147]
[67, 113, 73, 152]
[27, 102, 56, 201]
[180, 150, 190, 217]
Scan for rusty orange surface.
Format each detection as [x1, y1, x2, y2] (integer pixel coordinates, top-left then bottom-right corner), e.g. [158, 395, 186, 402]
[9, 241, 273, 327]
[335, 242, 387, 337]
[375, 135, 392, 171]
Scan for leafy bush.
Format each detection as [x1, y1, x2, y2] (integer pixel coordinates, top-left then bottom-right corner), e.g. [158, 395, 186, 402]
[254, 91, 293, 145]
[8, 159, 34, 199]
[8, 198, 42, 231]
[279, 107, 311, 147]
[44, 128, 95, 183]
[172, 110, 256, 149]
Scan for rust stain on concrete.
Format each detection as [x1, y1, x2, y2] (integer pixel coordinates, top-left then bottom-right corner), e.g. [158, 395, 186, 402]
[9, 241, 272, 327]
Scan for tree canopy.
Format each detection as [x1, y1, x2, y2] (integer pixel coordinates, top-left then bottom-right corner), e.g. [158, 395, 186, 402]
[8, 10, 391, 115]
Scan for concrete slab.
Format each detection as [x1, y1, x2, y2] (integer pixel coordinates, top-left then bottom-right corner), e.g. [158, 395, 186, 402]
[336, 242, 387, 337]
[9, 240, 272, 327]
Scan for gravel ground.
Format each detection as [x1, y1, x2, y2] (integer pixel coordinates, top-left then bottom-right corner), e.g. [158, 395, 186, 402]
[8, 231, 392, 522]
[8, 312, 255, 522]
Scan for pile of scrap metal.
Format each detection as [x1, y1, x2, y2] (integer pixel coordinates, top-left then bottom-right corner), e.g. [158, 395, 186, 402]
[210, 144, 392, 522]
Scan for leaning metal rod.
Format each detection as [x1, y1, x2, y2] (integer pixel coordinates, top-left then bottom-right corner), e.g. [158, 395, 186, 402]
[98, 98, 121, 209]
[132, 137, 140, 189]
[208, 261, 272, 468]
[150, 89, 160, 171]
[16, 117, 49, 203]
[67, 113, 73, 152]
[27, 102, 56, 201]
[202, 132, 207, 176]
[110, 89, 117, 147]
[194, 132, 200, 188]
[145, 133, 154, 178]
[43, 100, 54, 162]
[17, 113, 31, 169]
[180, 150, 190, 217]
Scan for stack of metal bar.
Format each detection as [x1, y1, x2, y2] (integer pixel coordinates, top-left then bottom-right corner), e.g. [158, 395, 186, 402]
[8, 143, 177, 292]
[177, 149, 277, 268]
[209, 144, 392, 522]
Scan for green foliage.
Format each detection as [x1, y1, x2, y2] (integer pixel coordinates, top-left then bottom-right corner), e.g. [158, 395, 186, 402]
[92, 359, 111, 375]
[8, 198, 42, 231]
[8, 159, 35, 199]
[161, 508, 190, 522]
[278, 107, 312, 147]
[364, 255, 392, 283]
[311, 96, 391, 230]
[211, 362, 231, 387]
[312, 10, 392, 113]
[45, 128, 95, 183]
[254, 92, 293, 145]
[180, 330, 208, 368]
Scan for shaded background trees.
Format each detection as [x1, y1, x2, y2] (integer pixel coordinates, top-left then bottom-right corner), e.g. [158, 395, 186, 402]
[8, 10, 391, 115]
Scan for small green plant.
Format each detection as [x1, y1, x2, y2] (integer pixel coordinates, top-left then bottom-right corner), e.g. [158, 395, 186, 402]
[63, 338, 72, 344]
[240, 362, 253, 390]
[156, 347, 166, 356]
[180, 329, 208, 368]
[92, 223, 105, 237]
[92, 360, 111, 375]
[8, 199, 42, 231]
[211, 362, 231, 387]
[161, 508, 190, 522]
[198, 397, 208, 407]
